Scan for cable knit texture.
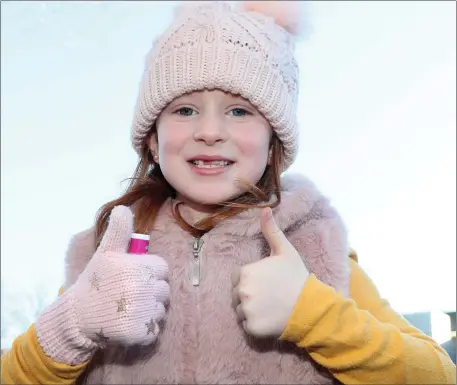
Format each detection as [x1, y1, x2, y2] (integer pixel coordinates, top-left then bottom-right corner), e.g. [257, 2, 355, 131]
[35, 206, 170, 366]
[131, 1, 301, 169]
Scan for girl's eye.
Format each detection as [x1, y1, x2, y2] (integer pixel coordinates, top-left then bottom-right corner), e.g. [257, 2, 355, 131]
[230, 108, 250, 117]
[175, 107, 196, 116]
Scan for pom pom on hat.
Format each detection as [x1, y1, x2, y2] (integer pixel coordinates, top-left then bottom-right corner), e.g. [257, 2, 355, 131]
[173, 1, 208, 18]
[238, 1, 307, 36]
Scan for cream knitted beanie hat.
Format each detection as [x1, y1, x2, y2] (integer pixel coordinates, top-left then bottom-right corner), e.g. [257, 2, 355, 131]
[131, 1, 306, 170]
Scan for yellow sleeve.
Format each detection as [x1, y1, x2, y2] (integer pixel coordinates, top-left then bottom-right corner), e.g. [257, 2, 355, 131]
[1, 288, 89, 385]
[280, 258, 456, 385]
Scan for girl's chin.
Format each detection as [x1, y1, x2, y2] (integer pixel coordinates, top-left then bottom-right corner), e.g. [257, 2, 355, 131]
[177, 189, 243, 208]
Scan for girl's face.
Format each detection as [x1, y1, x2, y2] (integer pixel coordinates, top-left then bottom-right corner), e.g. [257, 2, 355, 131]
[151, 89, 272, 211]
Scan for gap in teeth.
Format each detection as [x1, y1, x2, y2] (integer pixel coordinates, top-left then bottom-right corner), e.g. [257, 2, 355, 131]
[192, 160, 230, 168]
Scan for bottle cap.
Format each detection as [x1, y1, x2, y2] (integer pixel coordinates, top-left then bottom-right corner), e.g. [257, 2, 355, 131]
[130, 233, 150, 241]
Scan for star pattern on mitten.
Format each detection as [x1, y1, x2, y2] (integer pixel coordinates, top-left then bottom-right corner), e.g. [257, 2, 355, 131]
[140, 266, 155, 283]
[145, 318, 157, 335]
[89, 272, 100, 291]
[94, 328, 109, 347]
[116, 296, 129, 313]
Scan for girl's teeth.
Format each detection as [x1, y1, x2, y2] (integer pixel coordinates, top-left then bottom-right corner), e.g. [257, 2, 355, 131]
[192, 160, 230, 168]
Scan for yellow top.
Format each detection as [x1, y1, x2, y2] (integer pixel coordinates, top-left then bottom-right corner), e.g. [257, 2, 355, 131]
[2, 255, 456, 384]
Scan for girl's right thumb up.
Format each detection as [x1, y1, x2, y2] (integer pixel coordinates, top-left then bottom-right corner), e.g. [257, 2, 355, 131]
[97, 206, 134, 254]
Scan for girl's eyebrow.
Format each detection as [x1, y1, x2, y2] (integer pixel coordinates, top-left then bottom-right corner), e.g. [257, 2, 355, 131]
[228, 94, 255, 106]
[167, 96, 197, 108]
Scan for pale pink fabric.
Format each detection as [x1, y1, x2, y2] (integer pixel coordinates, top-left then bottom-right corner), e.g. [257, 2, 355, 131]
[63, 174, 349, 384]
[130, 1, 300, 170]
[36, 206, 170, 366]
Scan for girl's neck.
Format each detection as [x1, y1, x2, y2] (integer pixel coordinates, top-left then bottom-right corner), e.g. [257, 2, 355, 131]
[174, 194, 217, 225]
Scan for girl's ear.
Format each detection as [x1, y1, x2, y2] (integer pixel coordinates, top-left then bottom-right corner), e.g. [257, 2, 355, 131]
[267, 147, 273, 166]
[148, 133, 159, 163]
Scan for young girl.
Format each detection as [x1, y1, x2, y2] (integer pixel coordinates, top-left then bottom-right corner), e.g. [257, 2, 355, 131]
[2, 2, 455, 384]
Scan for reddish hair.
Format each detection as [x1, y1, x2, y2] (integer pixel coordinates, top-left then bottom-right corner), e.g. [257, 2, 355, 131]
[94, 129, 284, 245]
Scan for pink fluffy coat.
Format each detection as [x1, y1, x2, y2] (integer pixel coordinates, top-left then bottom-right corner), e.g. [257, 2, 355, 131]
[64, 173, 350, 384]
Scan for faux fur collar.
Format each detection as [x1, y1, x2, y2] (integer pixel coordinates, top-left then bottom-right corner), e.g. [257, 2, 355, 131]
[222, 173, 337, 237]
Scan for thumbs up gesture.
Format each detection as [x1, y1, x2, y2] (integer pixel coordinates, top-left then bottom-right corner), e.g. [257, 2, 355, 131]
[232, 207, 310, 338]
[36, 206, 170, 365]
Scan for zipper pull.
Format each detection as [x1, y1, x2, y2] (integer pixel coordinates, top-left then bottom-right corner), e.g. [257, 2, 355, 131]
[192, 238, 204, 286]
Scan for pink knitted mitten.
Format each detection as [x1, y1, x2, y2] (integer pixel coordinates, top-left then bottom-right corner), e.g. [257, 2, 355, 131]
[36, 206, 170, 365]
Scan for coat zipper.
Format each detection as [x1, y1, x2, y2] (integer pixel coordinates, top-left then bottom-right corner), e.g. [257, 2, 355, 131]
[192, 238, 204, 286]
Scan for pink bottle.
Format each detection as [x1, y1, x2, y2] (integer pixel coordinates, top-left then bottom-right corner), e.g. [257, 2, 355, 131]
[128, 233, 150, 255]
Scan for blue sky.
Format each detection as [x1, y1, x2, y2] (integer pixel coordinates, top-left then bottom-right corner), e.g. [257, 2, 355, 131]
[1, 0, 455, 339]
